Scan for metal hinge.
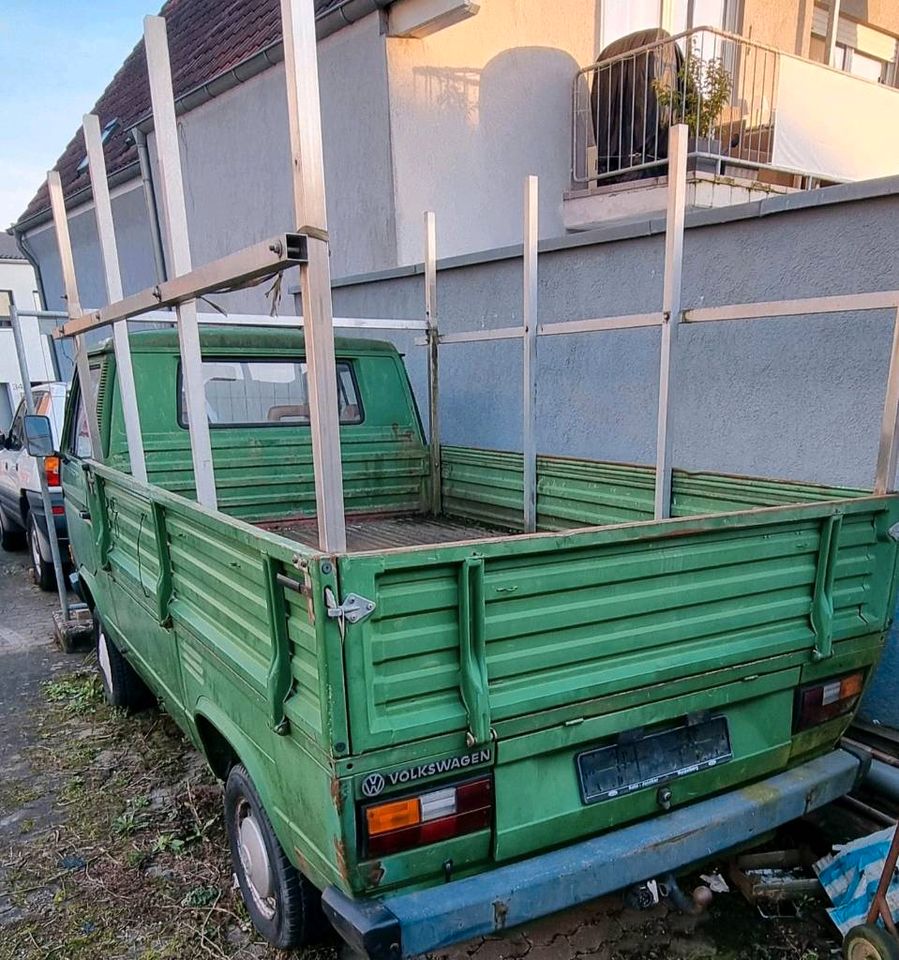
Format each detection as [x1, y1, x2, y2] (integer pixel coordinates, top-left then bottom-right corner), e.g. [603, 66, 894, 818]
[324, 587, 376, 639]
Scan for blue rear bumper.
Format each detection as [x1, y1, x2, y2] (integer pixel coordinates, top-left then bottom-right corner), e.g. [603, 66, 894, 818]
[322, 749, 864, 960]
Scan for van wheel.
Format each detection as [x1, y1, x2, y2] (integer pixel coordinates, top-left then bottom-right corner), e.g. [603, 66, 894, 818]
[27, 515, 55, 591]
[0, 508, 23, 551]
[95, 616, 152, 711]
[224, 764, 326, 949]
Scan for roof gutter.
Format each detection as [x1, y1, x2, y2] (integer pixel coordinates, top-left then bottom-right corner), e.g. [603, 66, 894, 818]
[16, 0, 392, 233]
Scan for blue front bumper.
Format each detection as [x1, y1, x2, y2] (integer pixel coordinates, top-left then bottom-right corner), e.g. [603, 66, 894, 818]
[322, 749, 865, 960]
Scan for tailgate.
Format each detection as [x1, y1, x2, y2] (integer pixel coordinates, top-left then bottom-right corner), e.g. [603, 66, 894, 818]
[337, 499, 899, 753]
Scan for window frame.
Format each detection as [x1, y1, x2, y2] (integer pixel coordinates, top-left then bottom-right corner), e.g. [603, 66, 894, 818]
[176, 356, 366, 430]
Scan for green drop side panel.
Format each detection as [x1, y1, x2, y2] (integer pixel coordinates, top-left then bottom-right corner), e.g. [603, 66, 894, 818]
[441, 445, 868, 531]
[337, 497, 899, 754]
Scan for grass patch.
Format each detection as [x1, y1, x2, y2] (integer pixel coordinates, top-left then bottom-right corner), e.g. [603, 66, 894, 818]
[0, 665, 338, 960]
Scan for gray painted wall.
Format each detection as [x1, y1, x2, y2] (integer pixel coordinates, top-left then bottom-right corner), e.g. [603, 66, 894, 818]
[324, 178, 899, 728]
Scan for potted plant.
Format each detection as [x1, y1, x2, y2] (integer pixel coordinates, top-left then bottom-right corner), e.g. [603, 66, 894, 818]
[653, 41, 732, 165]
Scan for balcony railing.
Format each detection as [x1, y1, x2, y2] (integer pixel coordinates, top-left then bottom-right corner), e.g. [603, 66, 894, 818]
[572, 27, 899, 190]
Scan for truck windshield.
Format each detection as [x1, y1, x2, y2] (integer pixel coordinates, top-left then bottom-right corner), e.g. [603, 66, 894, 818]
[179, 359, 363, 427]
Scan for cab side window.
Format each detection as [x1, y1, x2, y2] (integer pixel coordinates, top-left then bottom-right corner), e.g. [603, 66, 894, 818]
[68, 388, 93, 460]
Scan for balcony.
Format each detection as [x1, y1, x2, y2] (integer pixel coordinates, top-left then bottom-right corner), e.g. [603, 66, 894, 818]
[566, 27, 899, 231]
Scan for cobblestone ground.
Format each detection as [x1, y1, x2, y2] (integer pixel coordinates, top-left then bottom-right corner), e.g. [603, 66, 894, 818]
[0, 548, 848, 960]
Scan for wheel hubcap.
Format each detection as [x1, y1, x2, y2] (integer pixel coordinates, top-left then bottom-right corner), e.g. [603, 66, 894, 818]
[848, 941, 881, 960]
[30, 527, 41, 573]
[237, 804, 275, 918]
[98, 629, 113, 693]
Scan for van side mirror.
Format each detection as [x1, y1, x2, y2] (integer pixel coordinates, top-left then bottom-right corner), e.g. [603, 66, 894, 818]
[23, 415, 55, 457]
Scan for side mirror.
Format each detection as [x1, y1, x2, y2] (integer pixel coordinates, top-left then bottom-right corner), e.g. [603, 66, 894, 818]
[23, 415, 55, 458]
[0, 431, 6, 449]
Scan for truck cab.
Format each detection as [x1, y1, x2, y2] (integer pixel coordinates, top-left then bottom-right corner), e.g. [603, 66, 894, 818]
[0, 381, 69, 589]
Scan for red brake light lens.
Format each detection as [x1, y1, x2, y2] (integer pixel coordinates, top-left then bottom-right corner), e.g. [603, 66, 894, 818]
[362, 776, 493, 858]
[45, 456, 60, 488]
[794, 672, 864, 732]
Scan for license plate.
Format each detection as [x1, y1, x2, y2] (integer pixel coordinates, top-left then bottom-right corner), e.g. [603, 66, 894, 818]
[576, 716, 732, 805]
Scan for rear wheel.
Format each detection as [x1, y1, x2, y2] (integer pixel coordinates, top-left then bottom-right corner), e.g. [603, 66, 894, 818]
[27, 515, 55, 591]
[95, 616, 152, 711]
[224, 763, 326, 950]
[0, 507, 24, 551]
[844, 925, 899, 960]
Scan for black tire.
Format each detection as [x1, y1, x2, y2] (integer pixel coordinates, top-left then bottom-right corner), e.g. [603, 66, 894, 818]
[95, 615, 153, 711]
[0, 507, 24, 551]
[27, 514, 55, 591]
[844, 925, 899, 960]
[224, 763, 326, 950]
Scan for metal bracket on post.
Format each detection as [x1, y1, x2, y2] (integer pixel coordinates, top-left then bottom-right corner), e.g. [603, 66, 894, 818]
[83, 112, 148, 484]
[654, 124, 689, 521]
[425, 210, 441, 516]
[144, 15, 218, 510]
[281, 0, 347, 554]
[523, 176, 538, 534]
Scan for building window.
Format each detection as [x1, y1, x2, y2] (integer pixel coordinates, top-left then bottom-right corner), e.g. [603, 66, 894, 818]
[0, 290, 11, 329]
[811, 7, 898, 85]
[600, 0, 739, 50]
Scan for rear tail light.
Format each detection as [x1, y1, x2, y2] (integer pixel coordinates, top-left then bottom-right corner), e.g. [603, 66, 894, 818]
[44, 456, 60, 488]
[363, 776, 493, 857]
[794, 671, 864, 732]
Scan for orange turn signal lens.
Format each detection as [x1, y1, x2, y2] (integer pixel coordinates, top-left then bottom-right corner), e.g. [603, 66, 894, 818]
[365, 798, 420, 837]
[45, 456, 60, 488]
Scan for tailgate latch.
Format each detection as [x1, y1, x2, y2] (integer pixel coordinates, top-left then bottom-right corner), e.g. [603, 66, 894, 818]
[324, 587, 376, 638]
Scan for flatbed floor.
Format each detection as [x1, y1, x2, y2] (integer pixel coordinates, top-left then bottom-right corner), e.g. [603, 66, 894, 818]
[260, 514, 514, 552]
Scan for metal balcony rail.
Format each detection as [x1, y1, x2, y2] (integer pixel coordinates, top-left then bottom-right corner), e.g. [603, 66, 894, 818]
[572, 27, 781, 188]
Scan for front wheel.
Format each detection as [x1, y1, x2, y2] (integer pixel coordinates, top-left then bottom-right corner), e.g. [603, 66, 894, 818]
[224, 764, 326, 950]
[844, 925, 899, 960]
[95, 616, 152, 711]
[27, 515, 55, 591]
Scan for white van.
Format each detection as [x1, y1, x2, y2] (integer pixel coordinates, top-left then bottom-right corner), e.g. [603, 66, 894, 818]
[0, 382, 69, 589]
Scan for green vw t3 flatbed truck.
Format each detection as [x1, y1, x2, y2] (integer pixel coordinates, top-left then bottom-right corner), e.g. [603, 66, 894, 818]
[56, 326, 899, 958]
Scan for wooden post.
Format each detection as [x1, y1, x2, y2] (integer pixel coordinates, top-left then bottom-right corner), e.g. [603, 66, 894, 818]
[280, 0, 346, 553]
[83, 113, 148, 484]
[144, 15, 218, 509]
[653, 124, 688, 520]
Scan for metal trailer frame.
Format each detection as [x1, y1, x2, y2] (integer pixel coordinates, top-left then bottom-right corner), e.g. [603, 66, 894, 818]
[46, 1, 899, 556]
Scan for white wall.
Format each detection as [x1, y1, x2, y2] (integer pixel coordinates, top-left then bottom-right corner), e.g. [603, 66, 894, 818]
[385, 0, 599, 264]
[0, 258, 55, 427]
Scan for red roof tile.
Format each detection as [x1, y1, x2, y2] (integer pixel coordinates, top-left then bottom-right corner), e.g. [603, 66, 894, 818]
[17, 0, 349, 226]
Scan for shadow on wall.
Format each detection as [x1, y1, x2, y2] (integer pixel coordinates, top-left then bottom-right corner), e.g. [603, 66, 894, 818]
[407, 46, 581, 255]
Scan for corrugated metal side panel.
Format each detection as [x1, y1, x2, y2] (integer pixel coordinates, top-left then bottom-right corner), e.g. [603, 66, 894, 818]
[105, 484, 158, 599]
[339, 501, 898, 751]
[137, 426, 427, 522]
[166, 511, 272, 692]
[441, 446, 867, 530]
[284, 589, 323, 736]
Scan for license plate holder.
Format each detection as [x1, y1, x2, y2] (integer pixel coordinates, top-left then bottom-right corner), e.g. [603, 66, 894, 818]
[576, 716, 733, 805]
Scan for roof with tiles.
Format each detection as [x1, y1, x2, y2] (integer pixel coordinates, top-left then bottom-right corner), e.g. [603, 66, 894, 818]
[17, 0, 352, 227]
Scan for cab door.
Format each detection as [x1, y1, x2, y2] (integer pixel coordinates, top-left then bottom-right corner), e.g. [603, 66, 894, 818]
[61, 375, 101, 581]
[0, 401, 29, 536]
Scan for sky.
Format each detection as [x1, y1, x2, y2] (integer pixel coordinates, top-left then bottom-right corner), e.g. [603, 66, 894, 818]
[0, 1, 153, 229]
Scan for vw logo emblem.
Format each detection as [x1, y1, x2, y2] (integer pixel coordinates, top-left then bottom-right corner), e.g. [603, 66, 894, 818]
[361, 773, 385, 798]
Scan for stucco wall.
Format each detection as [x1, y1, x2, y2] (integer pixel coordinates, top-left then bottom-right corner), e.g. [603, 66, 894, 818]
[325, 177, 899, 727]
[0, 257, 57, 425]
[385, 0, 599, 264]
[146, 11, 396, 296]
